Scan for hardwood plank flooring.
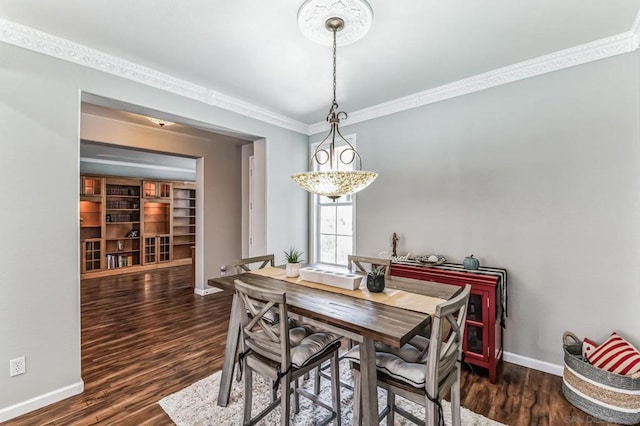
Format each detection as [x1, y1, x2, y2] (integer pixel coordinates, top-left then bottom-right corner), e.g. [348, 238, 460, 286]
[4, 267, 616, 425]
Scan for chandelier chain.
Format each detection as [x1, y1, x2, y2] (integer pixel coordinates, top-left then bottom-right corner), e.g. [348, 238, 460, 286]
[332, 26, 337, 107]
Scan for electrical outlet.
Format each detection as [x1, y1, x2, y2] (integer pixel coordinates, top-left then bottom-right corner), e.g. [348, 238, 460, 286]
[9, 357, 26, 377]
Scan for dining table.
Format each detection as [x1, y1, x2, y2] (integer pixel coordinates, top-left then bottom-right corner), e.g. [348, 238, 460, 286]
[208, 265, 459, 425]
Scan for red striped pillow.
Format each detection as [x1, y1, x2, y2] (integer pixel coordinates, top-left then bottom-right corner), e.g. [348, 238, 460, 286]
[586, 332, 640, 376]
[582, 337, 599, 359]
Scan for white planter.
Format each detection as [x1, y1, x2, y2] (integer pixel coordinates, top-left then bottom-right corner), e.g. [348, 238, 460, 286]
[286, 262, 301, 278]
[299, 267, 364, 290]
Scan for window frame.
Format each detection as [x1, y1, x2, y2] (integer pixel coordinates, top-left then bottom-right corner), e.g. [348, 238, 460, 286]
[309, 133, 357, 266]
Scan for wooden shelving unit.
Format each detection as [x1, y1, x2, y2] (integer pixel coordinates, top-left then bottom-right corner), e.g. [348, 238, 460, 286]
[172, 182, 196, 260]
[105, 179, 141, 271]
[80, 200, 103, 240]
[143, 201, 170, 235]
[79, 175, 196, 278]
[80, 176, 105, 273]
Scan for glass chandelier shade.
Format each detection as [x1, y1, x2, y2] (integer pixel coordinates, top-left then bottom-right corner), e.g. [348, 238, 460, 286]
[291, 170, 378, 200]
[291, 17, 377, 201]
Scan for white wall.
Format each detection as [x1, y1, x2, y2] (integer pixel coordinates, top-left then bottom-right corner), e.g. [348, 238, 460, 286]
[0, 41, 308, 419]
[318, 52, 640, 368]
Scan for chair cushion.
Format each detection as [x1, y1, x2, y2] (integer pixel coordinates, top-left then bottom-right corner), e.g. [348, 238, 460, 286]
[374, 335, 430, 363]
[251, 324, 341, 368]
[344, 335, 432, 388]
[291, 331, 342, 368]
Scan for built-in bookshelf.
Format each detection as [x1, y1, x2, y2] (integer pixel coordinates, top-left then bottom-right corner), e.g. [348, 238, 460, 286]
[143, 201, 170, 235]
[80, 176, 105, 273]
[79, 175, 196, 278]
[105, 238, 141, 270]
[105, 179, 142, 271]
[172, 183, 196, 260]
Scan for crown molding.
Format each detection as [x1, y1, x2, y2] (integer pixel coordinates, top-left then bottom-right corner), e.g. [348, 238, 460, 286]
[310, 30, 639, 134]
[2, 15, 639, 138]
[0, 17, 309, 135]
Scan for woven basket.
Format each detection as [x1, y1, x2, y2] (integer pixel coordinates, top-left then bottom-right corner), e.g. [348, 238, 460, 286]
[562, 332, 640, 425]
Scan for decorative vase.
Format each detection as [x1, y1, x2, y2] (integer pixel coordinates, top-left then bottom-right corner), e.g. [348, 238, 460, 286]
[366, 273, 385, 293]
[286, 262, 301, 278]
[463, 254, 480, 270]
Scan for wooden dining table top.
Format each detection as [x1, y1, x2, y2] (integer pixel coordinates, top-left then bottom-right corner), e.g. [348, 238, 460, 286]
[209, 268, 459, 348]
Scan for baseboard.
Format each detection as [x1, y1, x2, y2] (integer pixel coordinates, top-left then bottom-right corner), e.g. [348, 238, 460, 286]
[503, 351, 563, 376]
[0, 380, 84, 422]
[195, 285, 224, 296]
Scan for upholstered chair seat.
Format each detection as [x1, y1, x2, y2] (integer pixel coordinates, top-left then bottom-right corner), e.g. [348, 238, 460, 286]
[344, 336, 433, 388]
[251, 323, 342, 368]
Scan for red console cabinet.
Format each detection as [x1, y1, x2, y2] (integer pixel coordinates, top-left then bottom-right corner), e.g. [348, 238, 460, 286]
[391, 264, 503, 383]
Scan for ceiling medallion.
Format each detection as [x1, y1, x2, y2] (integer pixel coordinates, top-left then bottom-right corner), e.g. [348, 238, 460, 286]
[297, 0, 374, 46]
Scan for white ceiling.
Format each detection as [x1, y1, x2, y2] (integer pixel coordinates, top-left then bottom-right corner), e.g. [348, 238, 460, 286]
[1, 1, 640, 125]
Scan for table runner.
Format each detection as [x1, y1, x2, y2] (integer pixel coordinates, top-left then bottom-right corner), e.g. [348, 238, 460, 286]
[248, 267, 446, 315]
[394, 261, 508, 328]
[428, 263, 507, 327]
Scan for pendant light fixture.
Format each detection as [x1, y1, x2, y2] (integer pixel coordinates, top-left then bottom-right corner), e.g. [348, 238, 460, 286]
[147, 117, 175, 127]
[292, 10, 377, 201]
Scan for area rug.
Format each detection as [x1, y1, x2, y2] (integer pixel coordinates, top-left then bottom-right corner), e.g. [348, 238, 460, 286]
[159, 360, 504, 425]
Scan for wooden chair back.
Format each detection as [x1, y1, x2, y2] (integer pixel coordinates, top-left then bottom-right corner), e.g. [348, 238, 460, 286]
[348, 255, 392, 278]
[234, 279, 290, 369]
[234, 279, 342, 425]
[425, 284, 471, 400]
[233, 254, 275, 274]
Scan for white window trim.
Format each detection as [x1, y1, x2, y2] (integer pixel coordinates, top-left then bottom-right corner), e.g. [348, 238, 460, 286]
[308, 133, 357, 266]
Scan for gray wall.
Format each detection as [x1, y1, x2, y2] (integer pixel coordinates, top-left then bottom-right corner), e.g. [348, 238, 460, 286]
[320, 52, 640, 367]
[266, 136, 309, 265]
[0, 41, 308, 416]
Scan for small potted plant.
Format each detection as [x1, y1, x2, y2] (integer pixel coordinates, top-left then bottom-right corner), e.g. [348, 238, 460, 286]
[367, 265, 386, 293]
[284, 248, 303, 278]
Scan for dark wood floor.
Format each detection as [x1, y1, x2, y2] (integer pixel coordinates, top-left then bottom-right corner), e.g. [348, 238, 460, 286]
[4, 266, 613, 425]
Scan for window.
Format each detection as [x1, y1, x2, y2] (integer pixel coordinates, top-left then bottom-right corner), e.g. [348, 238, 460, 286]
[311, 136, 356, 266]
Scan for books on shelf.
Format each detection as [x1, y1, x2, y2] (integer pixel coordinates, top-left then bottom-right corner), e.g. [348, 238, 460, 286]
[106, 254, 134, 269]
[106, 212, 139, 222]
